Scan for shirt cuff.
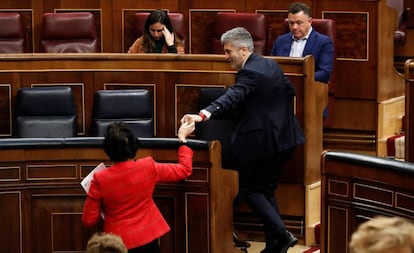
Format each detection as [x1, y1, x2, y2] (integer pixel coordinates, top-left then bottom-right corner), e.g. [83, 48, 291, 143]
[199, 109, 211, 121]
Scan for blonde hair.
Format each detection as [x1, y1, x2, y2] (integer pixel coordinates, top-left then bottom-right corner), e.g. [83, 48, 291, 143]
[349, 216, 414, 253]
[86, 232, 127, 253]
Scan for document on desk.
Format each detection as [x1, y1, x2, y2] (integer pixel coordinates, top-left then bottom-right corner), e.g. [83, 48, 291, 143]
[81, 162, 107, 193]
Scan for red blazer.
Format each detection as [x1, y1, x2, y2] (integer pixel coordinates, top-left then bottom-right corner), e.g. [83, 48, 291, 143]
[82, 145, 193, 249]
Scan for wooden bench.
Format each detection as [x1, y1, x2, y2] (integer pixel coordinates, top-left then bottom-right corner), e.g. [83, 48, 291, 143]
[321, 150, 414, 253]
[0, 137, 238, 253]
[0, 53, 326, 245]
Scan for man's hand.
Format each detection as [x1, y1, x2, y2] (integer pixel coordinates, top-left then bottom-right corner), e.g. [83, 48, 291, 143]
[181, 114, 203, 124]
[162, 27, 175, 46]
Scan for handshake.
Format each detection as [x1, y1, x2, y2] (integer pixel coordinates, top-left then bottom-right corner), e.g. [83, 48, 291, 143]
[177, 113, 204, 143]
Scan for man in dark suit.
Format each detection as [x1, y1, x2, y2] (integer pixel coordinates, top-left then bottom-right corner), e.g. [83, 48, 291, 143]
[181, 27, 305, 253]
[270, 2, 334, 84]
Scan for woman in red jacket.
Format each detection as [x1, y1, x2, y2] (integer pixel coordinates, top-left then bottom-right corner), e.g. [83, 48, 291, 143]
[82, 121, 195, 253]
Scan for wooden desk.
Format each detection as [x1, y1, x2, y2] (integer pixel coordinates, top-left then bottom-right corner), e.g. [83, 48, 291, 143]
[321, 151, 414, 253]
[0, 137, 238, 253]
[0, 53, 327, 245]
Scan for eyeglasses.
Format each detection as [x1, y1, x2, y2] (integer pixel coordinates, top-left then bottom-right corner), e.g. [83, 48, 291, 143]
[150, 28, 164, 33]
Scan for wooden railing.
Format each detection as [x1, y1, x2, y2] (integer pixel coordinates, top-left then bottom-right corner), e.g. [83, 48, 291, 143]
[405, 59, 414, 162]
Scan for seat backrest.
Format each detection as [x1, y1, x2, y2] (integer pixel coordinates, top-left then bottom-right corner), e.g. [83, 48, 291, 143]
[15, 86, 77, 137]
[212, 12, 267, 55]
[92, 89, 154, 137]
[40, 12, 98, 53]
[0, 12, 25, 53]
[195, 88, 239, 169]
[132, 12, 186, 45]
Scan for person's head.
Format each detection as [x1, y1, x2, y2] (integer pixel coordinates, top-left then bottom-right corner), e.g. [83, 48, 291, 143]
[103, 122, 140, 162]
[220, 27, 254, 70]
[287, 2, 312, 39]
[349, 216, 414, 253]
[144, 9, 175, 41]
[86, 232, 127, 253]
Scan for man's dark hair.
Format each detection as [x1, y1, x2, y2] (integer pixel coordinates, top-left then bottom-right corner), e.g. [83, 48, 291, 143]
[103, 122, 140, 162]
[289, 2, 311, 17]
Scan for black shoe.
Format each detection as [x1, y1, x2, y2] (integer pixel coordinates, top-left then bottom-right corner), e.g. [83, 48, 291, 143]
[276, 231, 298, 253]
[233, 231, 251, 248]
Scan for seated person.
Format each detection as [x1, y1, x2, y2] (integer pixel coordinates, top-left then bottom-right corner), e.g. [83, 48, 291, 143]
[349, 216, 414, 253]
[128, 9, 184, 54]
[270, 2, 333, 83]
[86, 232, 127, 253]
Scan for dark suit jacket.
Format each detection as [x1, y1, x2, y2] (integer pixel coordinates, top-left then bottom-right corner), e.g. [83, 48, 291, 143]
[203, 53, 305, 163]
[82, 146, 193, 249]
[270, 29, 334, 83]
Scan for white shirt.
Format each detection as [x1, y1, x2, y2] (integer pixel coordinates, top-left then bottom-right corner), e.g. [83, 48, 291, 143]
[289, 27, 313, 57]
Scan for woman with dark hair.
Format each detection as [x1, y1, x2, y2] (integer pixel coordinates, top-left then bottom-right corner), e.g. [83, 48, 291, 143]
[128, 9, 184, 54]
[82, 121, 195, 253]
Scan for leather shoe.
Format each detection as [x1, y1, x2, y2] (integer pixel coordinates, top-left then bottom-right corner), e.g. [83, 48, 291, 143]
[233, 231, 251, 248]
[276, 230, 298, 253]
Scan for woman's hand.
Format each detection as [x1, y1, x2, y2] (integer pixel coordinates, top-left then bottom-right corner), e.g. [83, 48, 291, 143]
[180, 114, 203, 124]
[178, 121, 195, 142]
[162, 27, 175, 46]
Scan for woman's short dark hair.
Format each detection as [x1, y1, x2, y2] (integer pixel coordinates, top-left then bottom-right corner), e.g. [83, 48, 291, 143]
[103, 122, 140, 162]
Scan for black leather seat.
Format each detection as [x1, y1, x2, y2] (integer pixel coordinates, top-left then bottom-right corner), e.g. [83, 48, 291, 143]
[195, 88, 239, 169]
[92, 89, 154, 137]
[15, 86, 77, 137]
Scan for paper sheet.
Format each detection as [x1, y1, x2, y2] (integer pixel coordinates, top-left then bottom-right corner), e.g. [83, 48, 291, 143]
[81, 162, 107, 192]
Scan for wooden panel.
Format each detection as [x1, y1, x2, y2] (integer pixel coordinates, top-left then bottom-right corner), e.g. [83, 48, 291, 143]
[405, 59, 414, 162]
[26, 164, 77, 180]
[31, 193, 97, 253]
[0, 192, 21, 253]
[0, 166, 20, 181]
[328, 178, 349, 198]
[0, 84, 11, 136]
[327, 206, 349, 253]
[154, 194, 182, 253]
[186, 193, 209, 253]
[353, 183, 394, 207]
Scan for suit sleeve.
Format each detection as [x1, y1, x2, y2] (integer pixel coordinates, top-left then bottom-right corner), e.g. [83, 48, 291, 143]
[82, 174, 103, 227]
[314, 37, 334, 83]
[155, 145, 193, 182]
[204, 68, 255, 118]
